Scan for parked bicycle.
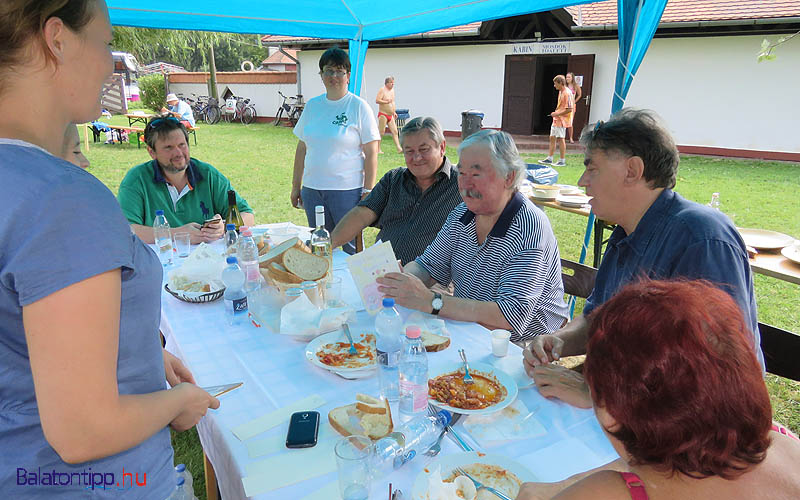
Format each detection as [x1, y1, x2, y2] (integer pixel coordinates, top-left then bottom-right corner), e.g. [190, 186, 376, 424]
[273, 91, 304, 127]
[222, 95, 257, 125]
[175, 93, 221, 124]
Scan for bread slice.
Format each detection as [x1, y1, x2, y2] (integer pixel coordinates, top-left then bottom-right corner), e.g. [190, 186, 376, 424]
[421, 330, 450, 352]
[264, 264, 302, 284]
[329, 396, 393, 440]
[282, 247, 329, 281]
[355, 393, 386, 415]
[258, 237, 304, 266]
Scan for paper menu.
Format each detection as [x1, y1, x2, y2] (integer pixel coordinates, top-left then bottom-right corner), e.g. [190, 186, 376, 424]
[345, 241, 401, 314]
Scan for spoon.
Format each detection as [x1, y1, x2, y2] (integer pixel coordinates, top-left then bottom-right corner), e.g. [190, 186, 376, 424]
[458, 349, 474, 385]
[342, 323, 358, 356]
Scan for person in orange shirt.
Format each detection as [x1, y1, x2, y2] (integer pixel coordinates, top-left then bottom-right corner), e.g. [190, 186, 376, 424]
[540, 75, 574, 167]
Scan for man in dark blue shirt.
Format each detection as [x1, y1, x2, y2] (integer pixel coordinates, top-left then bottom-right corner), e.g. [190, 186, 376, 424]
[522, 109, 764, 408]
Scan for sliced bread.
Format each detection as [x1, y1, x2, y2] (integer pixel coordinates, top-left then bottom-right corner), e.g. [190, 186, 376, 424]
[258, 237, 304, 266]
[421, 330, 450, 352]
[263, 264, 303, 284]
[355, 393, 386, 415]
[282, 247, 329, 281]
[329, 396, 393, 440]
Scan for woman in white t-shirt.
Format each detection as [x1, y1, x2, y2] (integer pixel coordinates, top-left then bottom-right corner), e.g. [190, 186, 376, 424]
[291, 47, 380, 252]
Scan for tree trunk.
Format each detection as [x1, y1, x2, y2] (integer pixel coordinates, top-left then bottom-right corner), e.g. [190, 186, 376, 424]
[208, 45, 218, 101]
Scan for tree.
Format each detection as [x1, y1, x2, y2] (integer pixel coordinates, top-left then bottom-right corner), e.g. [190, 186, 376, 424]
[758, 31, 799, 62]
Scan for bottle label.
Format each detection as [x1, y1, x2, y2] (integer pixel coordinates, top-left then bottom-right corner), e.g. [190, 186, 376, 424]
[399, 381, 428, 411]
[400, 449, 416, 466]
[377, 349, 399, 368]
[232, 296, 248, 314]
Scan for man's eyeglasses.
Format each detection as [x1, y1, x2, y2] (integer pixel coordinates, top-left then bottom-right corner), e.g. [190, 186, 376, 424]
[320, 69, 348, 78]
[147, 116, 181, 130]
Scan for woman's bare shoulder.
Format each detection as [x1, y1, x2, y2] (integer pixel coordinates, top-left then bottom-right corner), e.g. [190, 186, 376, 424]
[553, 470, 633, 500]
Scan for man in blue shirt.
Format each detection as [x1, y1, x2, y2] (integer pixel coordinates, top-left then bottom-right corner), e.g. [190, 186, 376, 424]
[522, 109, 764, 408]
[163, 93, 195, 127]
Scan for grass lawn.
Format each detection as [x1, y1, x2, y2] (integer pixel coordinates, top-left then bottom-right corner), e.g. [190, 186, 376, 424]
[85, 118, 799, 499]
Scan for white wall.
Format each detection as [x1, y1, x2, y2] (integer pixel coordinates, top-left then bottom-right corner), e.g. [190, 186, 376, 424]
[168, 81, 298, 118]
[298, 34, 800, 154]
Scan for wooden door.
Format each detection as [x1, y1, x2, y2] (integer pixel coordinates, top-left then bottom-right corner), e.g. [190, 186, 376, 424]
[567, 54, 595, 139]
[502, 55, 536, 135]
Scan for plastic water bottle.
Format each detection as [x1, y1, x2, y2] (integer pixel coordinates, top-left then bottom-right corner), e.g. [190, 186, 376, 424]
[222, 256, 248, 326]
[153, 209, 173, 266]
[372, 410, 451, 477]
[225, 223, 238, 251]
[237, 227, 261, 295]
[398, 326, 429, 419]
[709, 192, 721, 210]
[167, 476, 190, 500]
[375, 298, 403, 401]
[174, 464, 194, 498]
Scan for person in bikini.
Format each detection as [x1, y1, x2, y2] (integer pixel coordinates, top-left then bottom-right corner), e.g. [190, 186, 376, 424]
[515, 279, 800, 500]
[376, 76, 402, 154]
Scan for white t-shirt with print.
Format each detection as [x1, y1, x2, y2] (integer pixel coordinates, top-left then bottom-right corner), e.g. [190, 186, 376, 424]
[293, 92, 380, 190]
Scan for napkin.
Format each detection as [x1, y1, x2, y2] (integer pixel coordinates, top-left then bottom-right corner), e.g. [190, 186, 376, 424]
[279, 292, 353, 339]
[462, 399, 546, 446]
[167, 242, 226, 294]
[515, 438, 603, 482]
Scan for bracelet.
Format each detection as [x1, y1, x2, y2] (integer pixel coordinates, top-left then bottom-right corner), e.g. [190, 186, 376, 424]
[362, 188, 372, 194]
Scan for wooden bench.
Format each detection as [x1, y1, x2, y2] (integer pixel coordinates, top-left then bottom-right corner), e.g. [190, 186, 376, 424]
[186, 125, 198, 146]
[105, 125, 145, 148]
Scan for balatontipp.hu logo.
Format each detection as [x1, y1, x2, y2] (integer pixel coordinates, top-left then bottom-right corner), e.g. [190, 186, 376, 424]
[17, 466, 147, 491]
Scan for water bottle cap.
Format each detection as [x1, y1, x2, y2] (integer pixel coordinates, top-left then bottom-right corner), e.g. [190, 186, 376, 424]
[177, 477, 185, 486]
[405, 326, 421, 338]
[240, 228, 252, 237]
[382, 297, 395, 308]
[175, 463, 186, 473]
[226, 256, 237, 264]
[226, 224, 236, 231]
[315, 205, 324, 213]
[155, 209, 164, 216]
[437, 409, 452, 426]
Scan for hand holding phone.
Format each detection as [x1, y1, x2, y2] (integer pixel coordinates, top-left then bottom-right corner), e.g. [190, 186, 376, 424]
[286, 411, 320, 448]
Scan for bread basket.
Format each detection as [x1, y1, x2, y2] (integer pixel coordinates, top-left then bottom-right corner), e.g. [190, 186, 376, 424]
[164, 283, 225, 303]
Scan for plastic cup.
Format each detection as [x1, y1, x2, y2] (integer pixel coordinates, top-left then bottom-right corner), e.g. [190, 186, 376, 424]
[335, 435, 372, 500]
[491, 329, 511, 357]
[174, 232, 191, 258]
[325, 276, 343, 307]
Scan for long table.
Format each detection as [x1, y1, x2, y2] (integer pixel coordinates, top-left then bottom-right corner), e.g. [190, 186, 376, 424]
[529, 198, 613, 268]
[161, 231, 618, 499]
[748, 250, 800, 286]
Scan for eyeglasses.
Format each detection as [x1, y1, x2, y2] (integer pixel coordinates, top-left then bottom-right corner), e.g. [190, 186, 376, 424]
[320, 69, 348, 78]
[147, 116, 181, 130]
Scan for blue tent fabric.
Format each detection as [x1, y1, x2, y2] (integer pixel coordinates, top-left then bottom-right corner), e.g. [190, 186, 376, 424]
[348, 38, 369, 95]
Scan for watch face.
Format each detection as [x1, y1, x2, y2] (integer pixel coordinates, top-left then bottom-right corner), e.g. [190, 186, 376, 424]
[432, 297, 443, 309]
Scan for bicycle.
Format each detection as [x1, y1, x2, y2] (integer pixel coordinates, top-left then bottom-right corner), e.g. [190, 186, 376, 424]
[195, 95, 221, 124]
[273, 91, 304, 127]
[222, 96, 257, 125]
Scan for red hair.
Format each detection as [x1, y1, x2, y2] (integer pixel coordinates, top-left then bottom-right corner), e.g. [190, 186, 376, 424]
[584, 279, 771, 479]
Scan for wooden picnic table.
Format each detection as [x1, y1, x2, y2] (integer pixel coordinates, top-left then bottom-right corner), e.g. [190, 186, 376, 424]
[530, 198, 613, 268]
[749, 250, 800, 286]
[125, 113, 157, 127]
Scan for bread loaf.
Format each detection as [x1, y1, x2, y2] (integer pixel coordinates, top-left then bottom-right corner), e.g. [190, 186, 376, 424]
[258, 237, 306, 267]
[282, 247, 329, 281]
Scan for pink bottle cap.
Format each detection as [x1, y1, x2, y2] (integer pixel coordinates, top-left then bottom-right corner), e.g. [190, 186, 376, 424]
[240, 228, 252, 237]
[405, 326, 421, 339]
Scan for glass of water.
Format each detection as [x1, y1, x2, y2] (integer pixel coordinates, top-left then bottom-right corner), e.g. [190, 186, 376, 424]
[335, 435, 372, 500]
[174, 232, 191, 258]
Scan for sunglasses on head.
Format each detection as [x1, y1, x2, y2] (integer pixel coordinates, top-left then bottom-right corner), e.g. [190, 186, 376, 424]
[147, 116, 181, 129]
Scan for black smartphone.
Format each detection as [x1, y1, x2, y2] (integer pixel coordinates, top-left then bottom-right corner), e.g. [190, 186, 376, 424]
[286, 411, 320, 448]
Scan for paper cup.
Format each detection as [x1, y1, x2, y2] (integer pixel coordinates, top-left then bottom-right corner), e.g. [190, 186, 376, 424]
[491, 329, 511, 357]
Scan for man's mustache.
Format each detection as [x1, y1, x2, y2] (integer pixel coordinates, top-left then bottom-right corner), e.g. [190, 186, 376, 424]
[460, 189, 482, 199]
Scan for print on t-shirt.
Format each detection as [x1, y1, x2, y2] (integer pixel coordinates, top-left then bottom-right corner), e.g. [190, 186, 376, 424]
[333, 113, 348, 126]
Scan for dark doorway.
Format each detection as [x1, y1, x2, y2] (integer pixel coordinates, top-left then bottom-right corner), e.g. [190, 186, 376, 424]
[532, 56, 568, 134]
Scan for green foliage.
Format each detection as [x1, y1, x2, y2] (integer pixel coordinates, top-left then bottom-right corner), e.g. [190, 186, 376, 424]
[138, 74, 166, 112]
[758, 31, 799, 62]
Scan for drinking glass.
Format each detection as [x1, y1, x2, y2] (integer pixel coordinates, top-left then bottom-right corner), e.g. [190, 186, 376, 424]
[324, 276, 343, 307]
[335, 435, 372, 500]
[174, 232, 191, 258]
[491, 329, 511, 357]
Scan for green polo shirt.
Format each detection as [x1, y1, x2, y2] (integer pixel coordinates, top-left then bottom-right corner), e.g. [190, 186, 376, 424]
[117, 158, 252, 228]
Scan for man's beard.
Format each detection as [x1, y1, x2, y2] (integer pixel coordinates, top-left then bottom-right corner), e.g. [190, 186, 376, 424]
[159, 160, 187, 175]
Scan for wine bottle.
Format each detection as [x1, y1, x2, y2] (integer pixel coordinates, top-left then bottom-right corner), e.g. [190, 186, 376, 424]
[310, 205, 332, 278]
[225, 189, 244, 232]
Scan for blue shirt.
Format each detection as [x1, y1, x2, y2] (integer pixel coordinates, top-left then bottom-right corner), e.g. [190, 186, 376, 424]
[169, 100, 195, 127]
[417, 192, 569, 342]
[0, 140, 173, 498]
[584, 189, 764, 370]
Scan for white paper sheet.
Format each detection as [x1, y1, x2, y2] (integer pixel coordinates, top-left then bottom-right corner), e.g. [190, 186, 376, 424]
[241, 436, 338, 496]
[515, 437, 603, 482]
[231, 394, 326, 441]
[462, 399, 547, 446]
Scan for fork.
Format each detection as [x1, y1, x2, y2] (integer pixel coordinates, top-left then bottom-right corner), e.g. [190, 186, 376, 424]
[458, 349, 474, 384]
[342, 323, 358, 355]
[453, 466, 513, 500]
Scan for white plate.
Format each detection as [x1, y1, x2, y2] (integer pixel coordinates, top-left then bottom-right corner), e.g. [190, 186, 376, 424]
[781, 242, 800, 265]
[556, 194, 591, 208]
[411, 452, 537, 500]
[428, 362, 518, 415]
[304, 329, 377, 374]
[737, 228, 795, 250]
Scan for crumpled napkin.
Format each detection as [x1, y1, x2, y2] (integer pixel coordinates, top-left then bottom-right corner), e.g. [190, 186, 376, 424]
[279, 292, 354, 340]
[167, 242, 226, 295]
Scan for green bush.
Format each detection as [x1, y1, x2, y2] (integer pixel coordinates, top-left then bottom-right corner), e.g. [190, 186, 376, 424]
[139, 74, 166, 112]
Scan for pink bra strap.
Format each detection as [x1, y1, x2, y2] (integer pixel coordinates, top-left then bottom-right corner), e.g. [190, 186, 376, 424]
[619, 472, 649, 500]
[772, 423, 799, 441]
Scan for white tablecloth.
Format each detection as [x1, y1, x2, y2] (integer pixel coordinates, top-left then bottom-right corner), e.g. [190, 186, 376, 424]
[160, 232, 618, 499]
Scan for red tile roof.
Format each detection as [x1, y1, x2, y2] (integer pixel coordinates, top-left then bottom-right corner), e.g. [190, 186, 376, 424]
[262, 49, 297, 64]
[260, 22, 481, 44]
[567, 0, 800, 26]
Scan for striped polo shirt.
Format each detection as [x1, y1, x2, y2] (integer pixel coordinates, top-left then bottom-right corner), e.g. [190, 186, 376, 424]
[358, 156, 461, 264]
[416, 191, 569, 342]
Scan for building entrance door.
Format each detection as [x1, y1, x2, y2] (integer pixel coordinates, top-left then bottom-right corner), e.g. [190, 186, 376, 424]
[567, 54, 595, 140]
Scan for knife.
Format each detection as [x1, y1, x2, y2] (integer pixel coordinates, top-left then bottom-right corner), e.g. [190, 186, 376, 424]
[445, 413, 474, 452]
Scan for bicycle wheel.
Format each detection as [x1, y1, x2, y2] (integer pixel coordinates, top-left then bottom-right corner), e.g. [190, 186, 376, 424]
[205, 106, 221, 125]
[242, 106, 257, 125]
[273, 107, 284, 126]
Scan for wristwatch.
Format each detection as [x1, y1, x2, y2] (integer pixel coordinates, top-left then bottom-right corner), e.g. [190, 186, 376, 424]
[431, 292, 443, 315]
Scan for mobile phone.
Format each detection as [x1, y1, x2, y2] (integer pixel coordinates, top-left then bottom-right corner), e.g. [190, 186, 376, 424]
[203, 217, 220, 227]
[286, 411, 320, 448]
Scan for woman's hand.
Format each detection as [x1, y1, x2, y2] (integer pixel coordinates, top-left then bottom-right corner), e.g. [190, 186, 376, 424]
[163, 349, 195, 387]
[290, 186, 302, 209]
[169, 383, 220, 432]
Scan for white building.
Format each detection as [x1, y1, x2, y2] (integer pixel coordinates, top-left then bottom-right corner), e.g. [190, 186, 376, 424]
[263, 0, 800, 161]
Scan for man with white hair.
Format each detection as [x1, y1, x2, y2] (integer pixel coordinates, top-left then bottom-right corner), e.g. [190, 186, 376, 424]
[162, 93, 195, 127]
[377, 130, 569, 343]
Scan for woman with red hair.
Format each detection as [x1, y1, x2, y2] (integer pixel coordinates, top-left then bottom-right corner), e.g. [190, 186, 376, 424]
[516, 280, 800, 499]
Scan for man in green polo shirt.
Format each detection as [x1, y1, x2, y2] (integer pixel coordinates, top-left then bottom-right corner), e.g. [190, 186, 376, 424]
[118, 117, 255, 244]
